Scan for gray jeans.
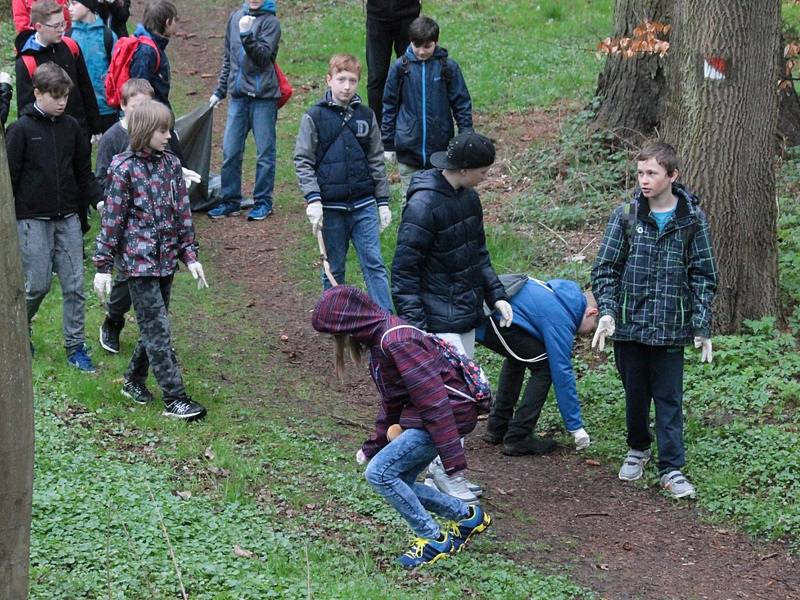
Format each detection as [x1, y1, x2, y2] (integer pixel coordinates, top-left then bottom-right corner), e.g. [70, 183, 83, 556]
[17, 215, 85, 352]
[397, 162, 419, 203]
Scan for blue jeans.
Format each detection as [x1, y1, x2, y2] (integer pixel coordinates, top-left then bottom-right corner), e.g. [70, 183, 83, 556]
[220, 96, 277, 209]
[321, 205, 393, 312]
[364, 428, 469, 539]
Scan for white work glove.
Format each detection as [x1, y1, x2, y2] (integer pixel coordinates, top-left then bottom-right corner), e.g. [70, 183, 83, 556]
[306, 201, 324, 235]
[95, 201, 105, 213]
[238, 15, 255, 32]
[592, 315, 615, 351]
[355, 449, 368, 465]
[90, 133, 102, 145]
[378, 205, 392, 232]
[209, 94, 222, 109]
[0, 72, 11, 85]
[571, 428, 591, 451]
[93, 273, 112, 303]
[494, 300, 513, 327]
[182, 167, 201, 185]
[383, 151, 396, 163]
[694, 336, 713, 363]
[187, 261, 209, 289]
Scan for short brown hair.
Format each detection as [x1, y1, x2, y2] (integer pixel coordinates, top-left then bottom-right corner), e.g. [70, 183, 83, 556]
[143, 0, 177, 35]
[327, 54, 361, 78]
[636, 141, 679, 176]
[30, 0, 63, 27]
[32, 62, 72, 97]
[121, 78, 155, 105]
[408, 16, 439, 45]
[127, 100, 172, 151]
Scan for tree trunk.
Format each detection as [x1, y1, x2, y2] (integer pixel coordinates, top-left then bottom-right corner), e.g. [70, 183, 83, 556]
[663, 0, 781, 333]
[591, 0, 673, 146]
[0, 127, 34, 598]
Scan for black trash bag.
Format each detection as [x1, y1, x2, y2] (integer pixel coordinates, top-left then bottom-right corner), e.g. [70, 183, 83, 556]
[174, 103, 217, 211]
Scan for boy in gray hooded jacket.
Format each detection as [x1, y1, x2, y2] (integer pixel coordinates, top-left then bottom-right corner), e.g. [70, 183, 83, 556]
[208, 0, 281, 221]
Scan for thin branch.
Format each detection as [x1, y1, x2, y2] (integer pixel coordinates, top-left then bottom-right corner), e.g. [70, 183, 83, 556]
[148, 484, 188, 600]
[305, 543, 312, 600]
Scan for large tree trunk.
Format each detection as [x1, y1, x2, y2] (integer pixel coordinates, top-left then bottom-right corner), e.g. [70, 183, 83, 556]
[663, 0, 781, 333]
[0, 127, 34, 598]
[592, 0, 673, 145]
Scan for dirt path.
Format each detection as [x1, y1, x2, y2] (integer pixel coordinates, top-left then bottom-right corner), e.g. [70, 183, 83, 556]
[164, 3, 799, 598]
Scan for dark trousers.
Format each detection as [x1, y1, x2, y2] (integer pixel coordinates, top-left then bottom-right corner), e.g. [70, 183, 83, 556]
[126, 276, 186, 405]
[479, 322, 551, 443]
[106, 275, 132, 322]
[614, 341, 685, 473]
[365, 15, 417, 126]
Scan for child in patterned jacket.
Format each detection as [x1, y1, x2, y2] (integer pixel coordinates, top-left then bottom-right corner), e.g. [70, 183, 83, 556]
[92, 99, 208, 421]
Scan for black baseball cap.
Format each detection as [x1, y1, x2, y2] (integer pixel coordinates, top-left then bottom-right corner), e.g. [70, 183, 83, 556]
[430, 132, 496, 170]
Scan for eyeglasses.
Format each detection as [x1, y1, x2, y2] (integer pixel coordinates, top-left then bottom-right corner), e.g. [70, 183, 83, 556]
[41, 20, 67, 31]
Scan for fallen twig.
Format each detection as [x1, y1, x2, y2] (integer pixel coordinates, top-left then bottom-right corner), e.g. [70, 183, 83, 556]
[148, 484, 188, 600]
[575, 512, 611, 518]
[331, 415, 371, 431]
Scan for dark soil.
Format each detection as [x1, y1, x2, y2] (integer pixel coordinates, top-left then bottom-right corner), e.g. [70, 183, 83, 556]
[161, 2, 800, 598]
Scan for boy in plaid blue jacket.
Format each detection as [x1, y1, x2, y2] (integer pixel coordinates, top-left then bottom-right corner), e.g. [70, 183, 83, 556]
[591, 141, 717, 499]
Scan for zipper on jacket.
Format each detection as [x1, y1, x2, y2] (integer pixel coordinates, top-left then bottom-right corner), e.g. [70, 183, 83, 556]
[51, 126, 62, 215]
[421, 60, 427, 166]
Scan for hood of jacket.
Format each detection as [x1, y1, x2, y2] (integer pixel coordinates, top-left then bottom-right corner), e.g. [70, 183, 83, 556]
[316, 89, 363, 111]
[16, 29, 42, 53]
[244, 0, 276, 15]
[312, 286, 392, 347]
[635, 182, 700, 223]
[70, 13, 106, 33]
[403, 43, 448, 64]
[547, 279, 587, 329]
[405, 167, 454, 198]
[133, 23, 169, 49]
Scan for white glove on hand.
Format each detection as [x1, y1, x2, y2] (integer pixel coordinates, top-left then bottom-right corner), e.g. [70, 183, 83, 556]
[378, 205, 392, 232]
[694, 336, 713, 363]
[494, 300, 513, 327]
[187, 262, 209, 289]
[93, 273, 112, 303]
[182, 167, 201, 185]
[306, 202, 324, 235]
[383, 151, 396, 163]
[90, 133, 102, 145]
[355, 449, 367, 465]
[592, 315, 615, 351]
[96, 201, 105, 213]
[238, 15, 255, 32]
[209, 94, 222, 109]
[0, 72, 11, 85]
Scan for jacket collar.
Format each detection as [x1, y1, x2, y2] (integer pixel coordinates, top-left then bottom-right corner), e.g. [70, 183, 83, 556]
[635, 183, 697, 224]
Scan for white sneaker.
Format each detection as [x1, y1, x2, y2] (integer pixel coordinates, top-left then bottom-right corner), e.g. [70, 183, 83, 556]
[571, 428, 591, 451]
[431, 469, 479, 503]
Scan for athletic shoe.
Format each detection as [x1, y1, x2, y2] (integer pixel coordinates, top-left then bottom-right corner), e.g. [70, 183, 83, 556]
[162, 397, 207, 421]
[502, 436, 557, 456]
[208, 201, 241, 219]
[67, 344, 96, 373]
[571, 427, 591, 451]
[247, 202, 273, 221]
[448, 504, 492, 552]
[660, 470, 697, 499]
[99, 316, 124, 354]
[396, 532, 455, 569]
[618, 448, 652, 481]
[431, 468, 478, 504]
[121, 379, 154, 404]
[481, 428, 506, 445]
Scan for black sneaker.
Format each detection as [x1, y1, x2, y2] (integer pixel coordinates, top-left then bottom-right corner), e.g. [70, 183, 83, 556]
[481, 428, 506, 445]
[163, 397, 207, 421]
[502, 436, 557, 456]
[99, 317, 124, 354]
[121, 379, 154, 404]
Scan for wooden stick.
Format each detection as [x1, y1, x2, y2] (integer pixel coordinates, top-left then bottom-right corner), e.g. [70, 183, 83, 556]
[315, 229, 338, 286]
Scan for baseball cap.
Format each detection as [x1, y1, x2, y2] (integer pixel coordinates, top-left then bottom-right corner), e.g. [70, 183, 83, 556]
[430, 131, 496, 170]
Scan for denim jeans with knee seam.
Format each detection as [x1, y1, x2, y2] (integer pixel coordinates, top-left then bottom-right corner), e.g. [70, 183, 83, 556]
[220, 96, 277, 209]
[364, 428, 469, 539]
[320, 204, 393, 312]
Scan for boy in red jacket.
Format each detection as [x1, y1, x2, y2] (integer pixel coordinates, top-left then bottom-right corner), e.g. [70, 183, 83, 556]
[312, 285, 492, 569]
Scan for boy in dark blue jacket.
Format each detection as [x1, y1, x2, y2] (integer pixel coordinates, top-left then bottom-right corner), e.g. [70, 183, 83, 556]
[129, 0, 176, 109]
[475, 276, 598, 456]
[293, 54, 393, 312]
[381, 16, 473, 193]
[208, 0, 281, 222]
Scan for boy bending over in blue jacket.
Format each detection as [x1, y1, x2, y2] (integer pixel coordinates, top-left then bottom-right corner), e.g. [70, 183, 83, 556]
[476, 276, 598, 456]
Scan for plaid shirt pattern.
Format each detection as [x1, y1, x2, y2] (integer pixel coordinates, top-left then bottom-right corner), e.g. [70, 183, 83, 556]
[591, 186, 718, 345]
[93, 150, 197, 277]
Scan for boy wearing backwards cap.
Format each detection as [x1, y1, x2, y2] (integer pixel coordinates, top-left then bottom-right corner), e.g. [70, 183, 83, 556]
[391, 131, 513, 502]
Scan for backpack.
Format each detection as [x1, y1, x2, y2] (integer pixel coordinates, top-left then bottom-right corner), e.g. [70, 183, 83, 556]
[622, 197, 697, 261]
[274, 62, 293, 109]
[396, 54, 452, 99]
[21, 35, 80, 78]
[104, 35, 160, 109]
[380, 324, 493, 414]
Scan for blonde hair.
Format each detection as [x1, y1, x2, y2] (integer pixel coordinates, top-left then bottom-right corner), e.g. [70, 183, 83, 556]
[127, 100, 172, 151]
[121, 78, 155, 106]
[328, 53, 361, 78]
[332, 334, 363, 381]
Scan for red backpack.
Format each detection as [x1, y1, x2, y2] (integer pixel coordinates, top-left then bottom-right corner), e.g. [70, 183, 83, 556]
[274, 62, 292, 109]
[20, 36, 80, 78]
[104, 35, 160, 109]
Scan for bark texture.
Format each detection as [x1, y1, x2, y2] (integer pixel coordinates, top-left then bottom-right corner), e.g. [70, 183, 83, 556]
[663, 0, 782, 333]
[0, 126, 34, 598]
